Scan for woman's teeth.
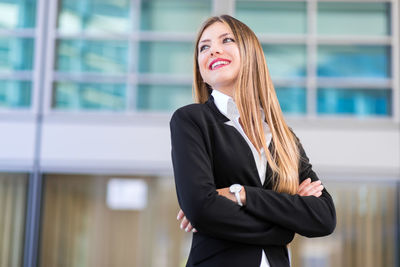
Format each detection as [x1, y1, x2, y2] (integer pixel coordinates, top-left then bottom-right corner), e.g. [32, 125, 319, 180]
[211, 61, 230, 70]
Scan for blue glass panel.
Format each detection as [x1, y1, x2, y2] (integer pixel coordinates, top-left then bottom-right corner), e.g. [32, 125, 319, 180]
[0, 80, 31, 108]
[318, 45, 391, 78]
[141, 0, 211, 32]
[275, 87, 306, 114]
[56, 40, 128, 73]
[0, 38, 34, 71]
[139, 42, 193, 74]
[137, 84, 192, 111]
[236, 1, 307, 34]
[58, 0, 130, 33]
[53, 82, 126, 111]
[263, 45, 306, 79]
[318, 2, 390, 36]
[0, 0, 36, 28]
[317, 88, 391, 116]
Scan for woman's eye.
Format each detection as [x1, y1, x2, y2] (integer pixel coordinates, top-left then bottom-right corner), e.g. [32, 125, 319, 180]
[223, 37, 235, 43]
[199, 45, 209, 52]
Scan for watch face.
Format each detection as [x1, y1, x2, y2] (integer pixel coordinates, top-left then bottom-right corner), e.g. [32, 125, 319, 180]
[230, 184, 242, 193]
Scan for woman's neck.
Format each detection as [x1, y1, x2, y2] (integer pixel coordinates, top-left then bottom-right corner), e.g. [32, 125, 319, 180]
[214, 87, 234, 98]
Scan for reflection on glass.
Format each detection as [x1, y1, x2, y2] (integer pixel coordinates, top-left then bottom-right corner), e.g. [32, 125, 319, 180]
[139, 42, 193, 74]
[53, 82, 126, 111]
[0, 38, 34, 71]
[0, 80, 31, 108]
[236, 1, 307, 35]
[58, 0, 130, 33]
[140, 0, 211, 32]
[318, 2, 390, 36]
[137, 84, 192, 111]
[40, 174, 189, 267]
[263, 45, 306, 79]
[56, 40, 128, 73]
[0, 0, 36, 29]
[276, 87, 306, 114]
[291, 181, 397, 267]
[318, 45, 391, 78]
[0, 173, 28, 266]
[317, 88, 391, 116]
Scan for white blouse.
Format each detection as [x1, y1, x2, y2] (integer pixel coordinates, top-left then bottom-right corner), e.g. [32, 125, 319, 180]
[211, 89, 271, 267]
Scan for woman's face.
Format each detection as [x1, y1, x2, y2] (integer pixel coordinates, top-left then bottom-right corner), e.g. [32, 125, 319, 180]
[197, 22, 240, 94]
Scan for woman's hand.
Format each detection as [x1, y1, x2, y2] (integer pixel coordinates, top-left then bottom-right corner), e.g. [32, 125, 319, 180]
[177, 209, 197, 233]
[216, 186, 246, 205]
[176, 178, 323, 233]
[297, 178, 324, 197]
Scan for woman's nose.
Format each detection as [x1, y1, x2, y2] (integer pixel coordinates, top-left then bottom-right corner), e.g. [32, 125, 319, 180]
[210, 44, 223, 56]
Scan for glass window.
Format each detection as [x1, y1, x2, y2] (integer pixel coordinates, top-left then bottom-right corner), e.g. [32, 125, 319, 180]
[140, 0, 211, 32]
[0, 173, 29, 266]
[276, 87, 306, 114]
[57, 0, 131, 34]
[139, 42, 193, 75]
[56, 40, 129, 73]
[0, 80, 31, 108]
[40, 174, 190, 267]
[235, 1, 307, 35]
[317, 88, 391, 116]
[53, 82, 126, 111]
[137, 84, 192, 111]
[291, 180, 397, 267]
[317, 45, 391, 78]
[0, 0, 36, 29]
[318, 2, 390, 36]
[0, 38, 34, 71]
[263, 45, 306, 79]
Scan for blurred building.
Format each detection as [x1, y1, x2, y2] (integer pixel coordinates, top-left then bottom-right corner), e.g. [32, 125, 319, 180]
[0, 0, 399, 267]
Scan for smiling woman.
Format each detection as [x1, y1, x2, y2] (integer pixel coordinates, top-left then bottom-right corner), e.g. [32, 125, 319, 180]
[197, 23, 240, 97]
[170, 15, 336, 267]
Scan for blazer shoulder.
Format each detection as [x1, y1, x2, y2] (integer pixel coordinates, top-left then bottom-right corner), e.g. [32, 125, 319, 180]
[170, 103, 209, 125]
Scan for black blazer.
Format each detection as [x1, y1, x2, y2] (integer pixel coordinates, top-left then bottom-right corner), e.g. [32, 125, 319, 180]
[170, 94, 336, 267]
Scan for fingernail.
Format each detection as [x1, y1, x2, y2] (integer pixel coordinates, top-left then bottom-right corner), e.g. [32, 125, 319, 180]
[180, 223, 183, 229]
[177, 215, 180, 220]
[185, 226, 190, 232]
[192, 229, 197, 233]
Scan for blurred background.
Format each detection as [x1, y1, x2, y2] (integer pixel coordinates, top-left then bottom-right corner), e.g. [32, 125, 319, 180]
[0, 0, 399, 266]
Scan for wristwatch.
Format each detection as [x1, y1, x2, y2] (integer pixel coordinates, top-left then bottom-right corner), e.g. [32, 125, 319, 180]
[229, 184, 243, 206]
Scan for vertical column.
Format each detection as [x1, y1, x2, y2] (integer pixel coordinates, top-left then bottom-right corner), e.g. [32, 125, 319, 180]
[23, 0, 51, 265]
[213, 0, 235, 16]
[307, 0, 318, 119]
[391, 0, 400, 122]
[127, 0, 140, 113]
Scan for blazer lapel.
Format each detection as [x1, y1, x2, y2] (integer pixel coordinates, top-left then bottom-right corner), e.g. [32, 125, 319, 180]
[206, 93, 276, 189]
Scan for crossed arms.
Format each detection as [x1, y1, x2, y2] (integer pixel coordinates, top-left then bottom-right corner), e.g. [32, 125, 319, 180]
[170, 108, 336, 246]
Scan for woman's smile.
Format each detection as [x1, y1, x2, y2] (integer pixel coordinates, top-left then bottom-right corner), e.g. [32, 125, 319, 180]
[209, 58, 231, 70]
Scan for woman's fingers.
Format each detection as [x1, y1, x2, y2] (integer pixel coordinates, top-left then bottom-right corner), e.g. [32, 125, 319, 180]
[177, 209, 197, 233]
[180, 216, 190, 230]
[177, 209, 184, 220]
[307, 184, 324, 197]
[297, 178, 311, 194]
[298, 180, 323, 197]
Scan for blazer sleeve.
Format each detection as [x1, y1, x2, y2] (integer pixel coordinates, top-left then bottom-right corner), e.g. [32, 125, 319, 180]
[243, 132, 337, 238]
[170, 108, 294, 246]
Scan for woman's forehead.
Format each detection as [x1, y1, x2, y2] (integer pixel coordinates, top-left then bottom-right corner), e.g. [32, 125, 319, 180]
[200, 22, 233, 41]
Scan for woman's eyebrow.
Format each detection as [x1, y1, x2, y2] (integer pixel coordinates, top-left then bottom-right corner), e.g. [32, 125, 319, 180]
[199, 33, 231, 44]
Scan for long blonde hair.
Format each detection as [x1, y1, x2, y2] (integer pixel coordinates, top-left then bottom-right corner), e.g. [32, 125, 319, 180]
[193, 15, 301, 195]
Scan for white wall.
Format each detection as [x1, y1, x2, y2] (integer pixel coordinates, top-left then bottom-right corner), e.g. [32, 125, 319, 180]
[1, 115, 398, 178]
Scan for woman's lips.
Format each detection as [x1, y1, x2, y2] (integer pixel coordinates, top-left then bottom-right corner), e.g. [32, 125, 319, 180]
[209, 58, 231, 70]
